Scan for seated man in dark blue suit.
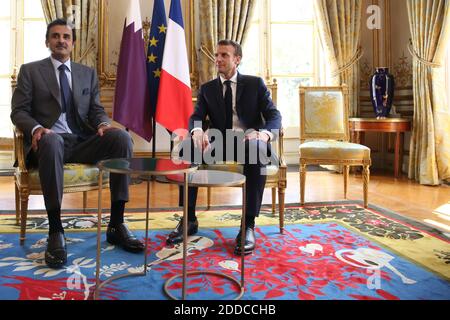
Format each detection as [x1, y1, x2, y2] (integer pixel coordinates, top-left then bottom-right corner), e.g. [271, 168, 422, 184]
[167, 39, 282, 255]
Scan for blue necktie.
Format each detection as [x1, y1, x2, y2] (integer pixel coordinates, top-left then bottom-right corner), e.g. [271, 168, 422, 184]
[58, 64, 80, 135]
[224, 80, 233, 129]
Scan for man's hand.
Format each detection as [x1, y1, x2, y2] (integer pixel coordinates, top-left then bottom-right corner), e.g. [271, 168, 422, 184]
[97, 123, 117, 136]
[244, 131, 270, 143]
[192, 130, 210, 151]
[32, 127, 53, 152]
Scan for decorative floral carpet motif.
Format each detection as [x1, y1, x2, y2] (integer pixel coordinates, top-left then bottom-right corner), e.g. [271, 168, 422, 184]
[0, 201, 449, 300]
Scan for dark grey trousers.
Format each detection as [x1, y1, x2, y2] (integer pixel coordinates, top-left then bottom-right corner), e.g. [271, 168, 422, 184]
[35, 129, 133, 212]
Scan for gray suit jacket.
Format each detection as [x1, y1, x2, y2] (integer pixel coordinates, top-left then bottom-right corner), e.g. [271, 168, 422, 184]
[11, 57, 110, 156]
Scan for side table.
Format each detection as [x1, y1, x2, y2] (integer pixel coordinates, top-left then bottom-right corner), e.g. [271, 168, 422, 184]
[93, 158, 198, 300]
[349, 118, 411, 178]
[166, 170, 246, 300]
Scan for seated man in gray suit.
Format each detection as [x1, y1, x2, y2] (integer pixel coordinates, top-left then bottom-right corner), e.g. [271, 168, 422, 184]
[11, 19, 144, 269]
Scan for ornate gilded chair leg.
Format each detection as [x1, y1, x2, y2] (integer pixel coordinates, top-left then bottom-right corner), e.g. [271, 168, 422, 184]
[271, 188, 276, 214]
[363, 165, 370, 208]
[300, 163, 306, 205]
[83, 191, 87, 212]
[15, 183, 20, 226]
[343, 165, 349, 199]
[19, 191, 29, 245]
[278, 187, 285, 234]
[207, 187, 211, 210]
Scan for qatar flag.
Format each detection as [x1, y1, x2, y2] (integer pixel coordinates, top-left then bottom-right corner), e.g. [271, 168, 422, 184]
[155, 0, 192, 132]
[113, 0, 152, 141]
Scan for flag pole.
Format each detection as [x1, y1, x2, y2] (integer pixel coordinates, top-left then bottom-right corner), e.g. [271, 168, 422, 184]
[143, 17, 156, 160]
[152, 115, 156, 158]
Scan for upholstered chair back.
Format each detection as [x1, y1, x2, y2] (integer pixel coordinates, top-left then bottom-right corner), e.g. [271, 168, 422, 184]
[299, 85, 349, 143]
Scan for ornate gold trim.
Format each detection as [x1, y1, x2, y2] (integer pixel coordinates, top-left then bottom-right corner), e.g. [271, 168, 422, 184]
[372, 0, 380, 68]
[360, 58, 372, 87]
[384, 0, 391, 69]
[392, 53, 413, 87]
[188, 0, 198, 91]
[300, 159, 371, 166]
[98, 0, 116, 88]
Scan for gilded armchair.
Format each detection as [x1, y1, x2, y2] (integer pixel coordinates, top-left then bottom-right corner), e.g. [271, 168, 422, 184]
[298, 85, 371, 207]
[11, 78, 109, 245]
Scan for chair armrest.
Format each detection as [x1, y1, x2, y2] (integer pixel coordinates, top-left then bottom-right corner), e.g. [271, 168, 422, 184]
[276, 127, 287, 168]
[13, 126, 28, 173]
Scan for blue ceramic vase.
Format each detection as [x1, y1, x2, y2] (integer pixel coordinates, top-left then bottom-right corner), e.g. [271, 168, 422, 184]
[369, 67, 395, 119]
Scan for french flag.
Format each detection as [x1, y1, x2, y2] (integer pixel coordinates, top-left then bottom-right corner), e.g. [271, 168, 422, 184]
[155, 0, 192, 132]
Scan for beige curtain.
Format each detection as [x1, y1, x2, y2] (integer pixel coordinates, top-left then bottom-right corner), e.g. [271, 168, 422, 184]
[407, 0, 450, 185]
[41, 0, 99, 68]
[313, 0, 362, 116]
[198, 0, 256, 84]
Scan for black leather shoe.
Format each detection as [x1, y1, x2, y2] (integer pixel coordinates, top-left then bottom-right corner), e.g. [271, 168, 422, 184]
[45, 232, 67, 269]
[166, 218, 198, 245]
[106, 223, 144, 253]
[234, 227, 256, 255]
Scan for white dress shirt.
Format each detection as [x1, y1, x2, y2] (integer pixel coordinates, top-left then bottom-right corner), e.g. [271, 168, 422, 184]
[219, 72, 244, 131]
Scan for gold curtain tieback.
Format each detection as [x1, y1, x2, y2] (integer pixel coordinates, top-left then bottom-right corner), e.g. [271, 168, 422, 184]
[331, 46, 364, 78]
[200, 44, 215, 63]
[407, 40, 441, 68]
[76, 43, 96, 64]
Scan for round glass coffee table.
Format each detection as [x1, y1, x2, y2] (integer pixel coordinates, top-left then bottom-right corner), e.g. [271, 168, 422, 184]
[165, 170, 246, 300]
[93, 158, 198, 300]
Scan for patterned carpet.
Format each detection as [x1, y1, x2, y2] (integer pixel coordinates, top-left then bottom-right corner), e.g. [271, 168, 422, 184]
[0, 201, 449, 300]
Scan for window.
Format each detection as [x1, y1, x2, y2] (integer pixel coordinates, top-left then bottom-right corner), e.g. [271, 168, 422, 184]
[240, 0, 328, 133]
[0, 0, 47, 139]
[0, 0, 13, 139]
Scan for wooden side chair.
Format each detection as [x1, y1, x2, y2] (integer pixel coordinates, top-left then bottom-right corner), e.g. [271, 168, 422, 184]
[298, 85, 371, 207]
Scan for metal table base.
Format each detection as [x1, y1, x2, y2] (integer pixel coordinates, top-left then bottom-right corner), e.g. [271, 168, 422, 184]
[93, 158, 196, 300]
[164, 171, 247, 300]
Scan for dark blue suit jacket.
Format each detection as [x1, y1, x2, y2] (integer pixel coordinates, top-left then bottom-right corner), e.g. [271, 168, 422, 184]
[189, 73, 282, 139]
